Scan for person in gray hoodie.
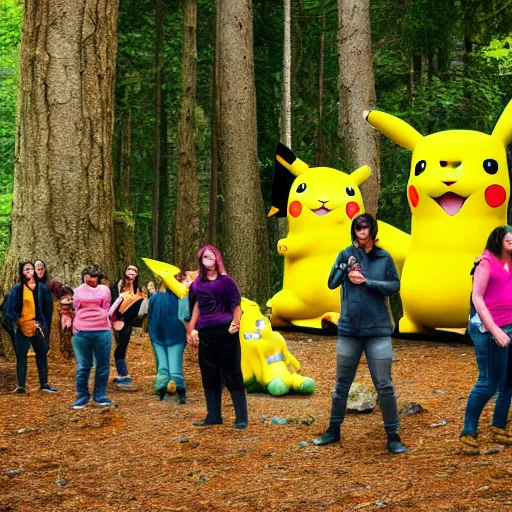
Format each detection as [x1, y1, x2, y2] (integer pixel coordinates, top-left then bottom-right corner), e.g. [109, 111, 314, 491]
[313, 213, 406, 454]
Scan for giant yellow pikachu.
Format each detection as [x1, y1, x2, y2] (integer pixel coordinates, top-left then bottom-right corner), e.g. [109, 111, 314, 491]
[365, 100, 512, 333]
[267, 142, 410, 330]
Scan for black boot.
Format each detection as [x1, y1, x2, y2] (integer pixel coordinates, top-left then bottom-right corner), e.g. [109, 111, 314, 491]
[386, 432, 407, 454]
[230, 390, 248, 429]
[313, 423, 341, 446]
[177, 387, 186, 405]
[193, 388, 222, 426]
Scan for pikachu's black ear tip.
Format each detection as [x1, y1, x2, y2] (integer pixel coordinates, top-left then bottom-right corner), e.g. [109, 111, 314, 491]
[276, 141, 296, 166]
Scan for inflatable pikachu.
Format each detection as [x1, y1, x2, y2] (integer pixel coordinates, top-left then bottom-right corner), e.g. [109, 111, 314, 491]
[267, 142, 410, 330]
[240, 298, 316, 396]
[365, 100, 512, 333]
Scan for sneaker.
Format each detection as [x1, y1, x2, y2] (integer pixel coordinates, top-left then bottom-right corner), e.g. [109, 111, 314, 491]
[193, 418, 222, 426]
[460, 434, 479, 455]
[233, 421, 248, 430]
[12, 387, 26, 394]
[491, 426, 512, 445]
[41, 385, 58, 393]
[94, 398, 117, 408]
[114, 376, 132, 387]
[71, 396, 90, 409]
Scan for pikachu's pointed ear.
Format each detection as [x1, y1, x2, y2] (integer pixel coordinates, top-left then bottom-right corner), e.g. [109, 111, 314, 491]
[351, 165, 372, 187]
[492, 99, 512, 146]
[268, 142, 310, 218]
[364, 110, 423, 151]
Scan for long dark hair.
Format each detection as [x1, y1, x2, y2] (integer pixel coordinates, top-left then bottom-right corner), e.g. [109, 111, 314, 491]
[350, 213, 378, 243]
[18, 261, 35, 284]
[119, 264, 139, 292]
[197, 245, 227, 281]
[485, 225, 512, 257]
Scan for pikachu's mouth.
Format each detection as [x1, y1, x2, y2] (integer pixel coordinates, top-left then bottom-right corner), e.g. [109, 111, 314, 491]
[312, 207, 331, 216]
[433, 192, 467, 216]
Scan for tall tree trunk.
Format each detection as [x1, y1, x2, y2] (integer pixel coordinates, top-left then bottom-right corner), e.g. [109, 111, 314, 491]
[316, 0, 326, 166]
[337, 0, 380, 216]
[282, 0, 292, 148]
[2, 0, 119, 287]
[278, 0, 292, 239]
[208, 4, 220, 246]
[218, 0, 270, 306]
[114, 101, 136, 277]
[152, 0, 164, 259]
[174, 0, 201, 270]
[158, 86, 171, 262]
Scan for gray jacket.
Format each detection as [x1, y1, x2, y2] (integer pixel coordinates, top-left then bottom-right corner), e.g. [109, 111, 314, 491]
[328, 243, 399, 337]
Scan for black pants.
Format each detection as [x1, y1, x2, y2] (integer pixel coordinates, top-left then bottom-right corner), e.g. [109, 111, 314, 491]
[113, 323, 133, 362]
[198, 324, 247, 423]
[14, 330, 48, 389]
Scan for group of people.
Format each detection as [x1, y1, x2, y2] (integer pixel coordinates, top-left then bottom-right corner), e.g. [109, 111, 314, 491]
[2, 215, 512, 450]
[2, 246, 249, 429]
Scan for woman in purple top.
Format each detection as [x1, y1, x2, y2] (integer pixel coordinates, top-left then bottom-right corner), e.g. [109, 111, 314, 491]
[460, 226, 512, 454]
[186, 245, 248, 429]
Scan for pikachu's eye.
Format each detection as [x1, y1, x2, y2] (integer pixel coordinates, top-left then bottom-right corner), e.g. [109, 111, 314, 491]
[414, 160, 427, 176]
[296, 183, 307, 193]
[346, 187, 355, 197]
[483, 159, 498, 175]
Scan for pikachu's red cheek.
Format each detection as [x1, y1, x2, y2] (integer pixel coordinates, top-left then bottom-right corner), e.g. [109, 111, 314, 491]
[485, 185, 506, 208]
[346, 202, 360, 219]
[409, 185, 419, 208]
[289, 201, 302, 218]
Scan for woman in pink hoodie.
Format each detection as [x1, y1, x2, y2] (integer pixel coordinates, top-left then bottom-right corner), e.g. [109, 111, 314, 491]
[71, 266, 113, 409]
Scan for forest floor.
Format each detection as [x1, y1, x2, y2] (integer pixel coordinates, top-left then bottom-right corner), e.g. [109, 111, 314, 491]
[0, 330, 511, 512]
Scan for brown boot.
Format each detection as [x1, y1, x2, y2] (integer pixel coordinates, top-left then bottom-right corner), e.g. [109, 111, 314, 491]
[460, 435, 480, 455]
[491, 426, 512, 445]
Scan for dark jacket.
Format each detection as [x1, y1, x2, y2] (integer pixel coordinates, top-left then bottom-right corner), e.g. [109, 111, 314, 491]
[4, 282, 54, 339]
[110, 280, 143, 324]
[328, 243, 399, 337]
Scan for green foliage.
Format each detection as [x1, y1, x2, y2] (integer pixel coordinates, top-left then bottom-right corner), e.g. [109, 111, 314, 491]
[0, 0, 22, 195]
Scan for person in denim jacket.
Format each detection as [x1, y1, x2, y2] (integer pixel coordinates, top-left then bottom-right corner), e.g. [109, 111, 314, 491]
[313, 214, 406, 454]
[460, 226, 512, 454]
[5, 261, 56, 394]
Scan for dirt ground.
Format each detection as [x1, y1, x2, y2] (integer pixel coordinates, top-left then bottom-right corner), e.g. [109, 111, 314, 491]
[0, 330, 511, 512]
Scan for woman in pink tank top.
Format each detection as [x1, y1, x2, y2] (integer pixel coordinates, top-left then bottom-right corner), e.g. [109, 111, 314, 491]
[460, 226, 512, 454]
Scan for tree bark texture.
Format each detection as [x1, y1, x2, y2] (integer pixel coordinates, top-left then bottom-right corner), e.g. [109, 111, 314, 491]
[3, 0, 119, 287]
[174, 0, 201, 271]
[208, 10, 219, 247]
[218, 0, 270, 306]
[337, 0, 380, 216]
[152, 0, 164, 259]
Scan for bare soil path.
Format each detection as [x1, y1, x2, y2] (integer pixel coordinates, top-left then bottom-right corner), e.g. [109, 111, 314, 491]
[1, 331, 511, 511]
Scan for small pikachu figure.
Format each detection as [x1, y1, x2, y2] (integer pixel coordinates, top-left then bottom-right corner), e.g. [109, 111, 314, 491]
[365, 100, 512, 333]
[267, 142, 409, 330]
[240, 298, 316, 396]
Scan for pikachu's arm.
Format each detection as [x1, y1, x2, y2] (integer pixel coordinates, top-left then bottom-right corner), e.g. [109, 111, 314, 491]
[376, 221, 410, 275]
[277, 234, 322, 257]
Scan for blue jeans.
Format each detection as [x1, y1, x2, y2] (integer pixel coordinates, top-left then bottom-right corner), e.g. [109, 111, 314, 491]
[330, 335, 400, 434]
[462, 323, 512, 436]
[153, 342, 186, 389]
[72, 330, 112, 401]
